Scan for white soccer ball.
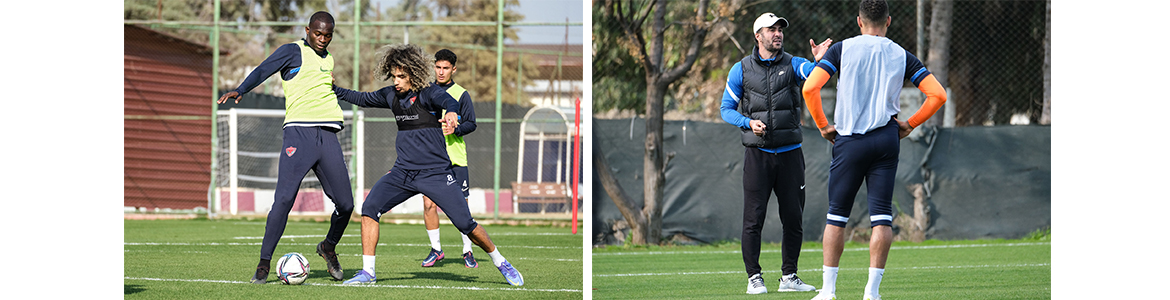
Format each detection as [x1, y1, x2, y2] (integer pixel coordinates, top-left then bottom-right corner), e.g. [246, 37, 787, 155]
[276, 252, 310, 285]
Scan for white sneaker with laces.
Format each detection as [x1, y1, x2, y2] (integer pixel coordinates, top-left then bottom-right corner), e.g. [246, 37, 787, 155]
[778, 273, 817, 292]
[746, 274, 767, 294]
[811, 292, 837, 300]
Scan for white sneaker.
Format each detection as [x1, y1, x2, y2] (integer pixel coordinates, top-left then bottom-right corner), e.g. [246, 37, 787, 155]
[746, 274, 767, 294]
[778, 273, 817, 292]
[811, 292, 836, 300]
[863, 294, 881, 300]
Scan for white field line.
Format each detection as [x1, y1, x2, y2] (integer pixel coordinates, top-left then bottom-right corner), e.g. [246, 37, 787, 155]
[230, 232, 571, 239]
[594, 263, 1050, 277]
[592, 242, 1050, 256]
[125, 242, 578, 250]
[123, 277, 581, 293]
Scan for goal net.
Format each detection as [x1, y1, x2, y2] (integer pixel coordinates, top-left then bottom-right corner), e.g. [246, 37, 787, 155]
[214, 108, 364, 216]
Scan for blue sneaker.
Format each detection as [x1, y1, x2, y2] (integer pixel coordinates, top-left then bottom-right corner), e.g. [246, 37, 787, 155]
[343, 269, 376, 285]
[421, 248, 444, 267]
[462, 251, 478, 268]
[497, 261, 524, 286]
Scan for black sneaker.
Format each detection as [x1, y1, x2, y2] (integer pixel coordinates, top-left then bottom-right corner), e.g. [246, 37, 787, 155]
[250, 265, 269, 284]
[317, 241, 344, 280]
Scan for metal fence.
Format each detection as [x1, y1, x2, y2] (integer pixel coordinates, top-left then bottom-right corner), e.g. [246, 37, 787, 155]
[594, 0, 1049, 127]
[123, 0, 583, 217]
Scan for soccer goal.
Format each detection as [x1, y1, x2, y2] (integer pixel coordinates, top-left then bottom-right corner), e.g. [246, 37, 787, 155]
[214, 108, 364, 216]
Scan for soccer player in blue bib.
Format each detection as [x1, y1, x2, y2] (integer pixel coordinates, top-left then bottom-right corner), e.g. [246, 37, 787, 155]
[218, 11, 353, 284]
[331, 44, 523, 286]
[802, 1, 947, 299]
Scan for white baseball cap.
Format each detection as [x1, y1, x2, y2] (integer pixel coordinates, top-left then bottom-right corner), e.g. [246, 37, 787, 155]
[752, 13, 789, 33]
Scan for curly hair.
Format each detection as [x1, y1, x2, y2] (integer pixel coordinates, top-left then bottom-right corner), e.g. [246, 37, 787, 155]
[373, 44, 433, 93]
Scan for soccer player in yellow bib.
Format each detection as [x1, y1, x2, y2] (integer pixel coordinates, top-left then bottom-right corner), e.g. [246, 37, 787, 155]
[218, 11, 353, 284]
[419, 49, 480, 268]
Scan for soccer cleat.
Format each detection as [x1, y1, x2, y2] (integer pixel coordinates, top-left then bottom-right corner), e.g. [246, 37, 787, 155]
[746, 274, 767, 294]
[863, 294, 881, 300]
[316, 241, 344, 280]
[778, 274, 817, 292]
[342, 269, 376, 285]
[811, 292, 837, 300]
[462, 251, 479, 268]
[250, 265, 269, 284]
[497, 261, 525, 286]
[421, 248, 445, 267]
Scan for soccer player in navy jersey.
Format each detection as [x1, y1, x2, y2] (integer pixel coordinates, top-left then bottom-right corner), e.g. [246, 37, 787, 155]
[332, 44, 522, 286]
[217, 11, 352, 284]
[802, 1, 947, 299]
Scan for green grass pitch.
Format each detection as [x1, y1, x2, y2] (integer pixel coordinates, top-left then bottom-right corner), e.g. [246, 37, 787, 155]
[592, 238, 1050, 299]
[125, 219, 583, 299]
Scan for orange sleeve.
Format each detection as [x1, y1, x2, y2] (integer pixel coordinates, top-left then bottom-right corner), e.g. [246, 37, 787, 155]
[906, 74, 947, 128]
[802, 67, 832, 129]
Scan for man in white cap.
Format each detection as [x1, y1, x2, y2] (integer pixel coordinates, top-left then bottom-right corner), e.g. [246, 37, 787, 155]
[719, 12, 831, 295]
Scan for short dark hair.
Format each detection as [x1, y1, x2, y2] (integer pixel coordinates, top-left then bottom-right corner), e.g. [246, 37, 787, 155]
[435, 49, 458, 65]
[859, 0, 888, 25]
[309, 11, 334, 27]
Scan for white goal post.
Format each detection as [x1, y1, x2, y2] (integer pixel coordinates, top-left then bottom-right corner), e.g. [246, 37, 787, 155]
[214, 108, 364, 216]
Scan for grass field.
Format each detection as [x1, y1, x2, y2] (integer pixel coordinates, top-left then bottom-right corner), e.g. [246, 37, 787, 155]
[124, 218, 583, 299]
[592, 238, 1050, 299]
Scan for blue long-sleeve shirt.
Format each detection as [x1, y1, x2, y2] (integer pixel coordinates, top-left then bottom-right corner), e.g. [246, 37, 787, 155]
[333, 84, 461, 170]
[720, 50, 817, 153]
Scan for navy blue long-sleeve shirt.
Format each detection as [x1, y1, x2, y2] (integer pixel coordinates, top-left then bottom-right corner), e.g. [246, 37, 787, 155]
[231, 40, 317, 96]
[333, 84, 461, 170]
[436, 80, 477, 137]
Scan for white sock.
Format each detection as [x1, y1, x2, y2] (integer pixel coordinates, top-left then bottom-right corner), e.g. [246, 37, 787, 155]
[821, 266, 839, 294]
[362, 255, 376, 275]
[461, 233, 473, 254]
[865, 267, 884, 297]
[487, 249, 506, 267]
[427, 229, 441, 251]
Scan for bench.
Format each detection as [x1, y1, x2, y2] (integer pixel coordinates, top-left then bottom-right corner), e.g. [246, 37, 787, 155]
[511, 182, 571, 214]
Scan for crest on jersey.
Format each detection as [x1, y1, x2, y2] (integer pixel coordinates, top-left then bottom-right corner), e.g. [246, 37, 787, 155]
[285, 146, 297, 157]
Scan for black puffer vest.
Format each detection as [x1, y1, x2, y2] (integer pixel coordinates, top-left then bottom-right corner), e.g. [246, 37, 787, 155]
[738, 47, 804, 148]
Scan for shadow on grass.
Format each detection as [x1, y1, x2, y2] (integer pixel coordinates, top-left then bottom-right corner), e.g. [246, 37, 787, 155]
[124, 284, 146, 295]
[404, 271, 478, 283]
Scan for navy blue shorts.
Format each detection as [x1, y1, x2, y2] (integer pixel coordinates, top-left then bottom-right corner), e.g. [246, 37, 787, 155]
[452, 165, 470, 198]
[362, 166, 479, 234]
[826, 118, 900, 228]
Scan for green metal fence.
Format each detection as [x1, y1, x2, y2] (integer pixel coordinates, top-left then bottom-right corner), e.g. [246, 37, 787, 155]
[124, 0, 582, 219]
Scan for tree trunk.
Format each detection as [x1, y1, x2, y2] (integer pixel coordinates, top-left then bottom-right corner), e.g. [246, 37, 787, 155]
[642, 81, 668, 245]
[1040, 0, 1051, 125]
[595, 142, 648, 245]
[923, 0, 952, 127]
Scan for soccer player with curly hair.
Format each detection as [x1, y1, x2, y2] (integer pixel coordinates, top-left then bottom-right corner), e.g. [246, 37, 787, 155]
[332, 44, 523, 286]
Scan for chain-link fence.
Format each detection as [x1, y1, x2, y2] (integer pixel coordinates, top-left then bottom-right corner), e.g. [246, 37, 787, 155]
[595, 0, 1049, 127]
[124, 0, 582, 217]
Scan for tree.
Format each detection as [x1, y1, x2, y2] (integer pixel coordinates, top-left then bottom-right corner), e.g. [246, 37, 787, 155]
[1040, 0, 1050, 125]
[414, 0, 536, 105]
[594, 0, 717, 245]
[922, 0, 952, 127]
